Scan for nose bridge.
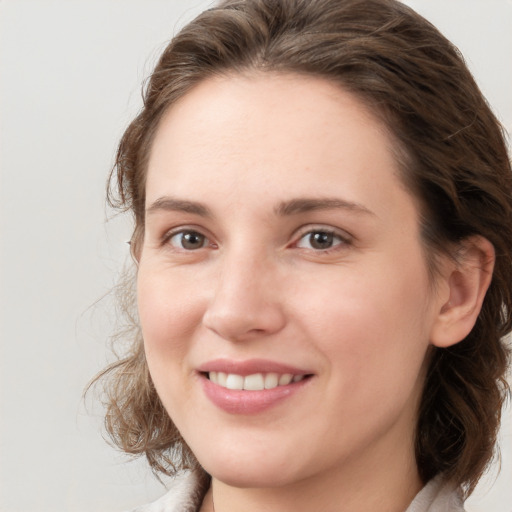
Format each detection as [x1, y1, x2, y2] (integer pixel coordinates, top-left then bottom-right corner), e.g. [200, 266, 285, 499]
[222, 244, 269, 294]
[203, 243, 286, 341]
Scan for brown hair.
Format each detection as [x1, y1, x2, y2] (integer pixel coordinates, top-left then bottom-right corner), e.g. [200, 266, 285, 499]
[96, 0, 512, 495]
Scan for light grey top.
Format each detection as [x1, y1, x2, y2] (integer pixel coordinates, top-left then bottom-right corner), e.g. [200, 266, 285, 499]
[128, 471, 465, 512]
[405, 475, 465, 512]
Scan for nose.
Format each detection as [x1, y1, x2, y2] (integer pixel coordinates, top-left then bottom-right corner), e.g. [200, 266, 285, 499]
[202, 251, 287, 342]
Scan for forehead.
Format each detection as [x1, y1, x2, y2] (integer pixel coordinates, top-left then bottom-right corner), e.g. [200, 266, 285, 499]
[145, 72, 412, 222]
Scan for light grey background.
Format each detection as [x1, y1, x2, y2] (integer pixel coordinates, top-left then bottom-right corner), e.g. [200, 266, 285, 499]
[0, 1, 510, 511]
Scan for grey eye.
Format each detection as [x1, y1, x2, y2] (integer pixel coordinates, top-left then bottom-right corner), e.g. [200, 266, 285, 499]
[297, 230, 343, 250]
[170, 231, 208, 250]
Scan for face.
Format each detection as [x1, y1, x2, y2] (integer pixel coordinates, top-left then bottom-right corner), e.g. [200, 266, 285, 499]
[138, 73, 443, 489]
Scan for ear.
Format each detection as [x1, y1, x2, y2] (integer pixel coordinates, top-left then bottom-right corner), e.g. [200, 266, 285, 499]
[130, 239, 141, 266]
[129, 225, 144, 265]
[430, 236, 495, 348]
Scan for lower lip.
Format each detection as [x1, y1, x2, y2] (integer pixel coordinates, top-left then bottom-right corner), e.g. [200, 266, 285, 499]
[200, 374, 311, 414]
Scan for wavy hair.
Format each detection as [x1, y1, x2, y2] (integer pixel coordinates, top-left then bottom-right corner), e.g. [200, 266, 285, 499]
[93, 0, 512, 495]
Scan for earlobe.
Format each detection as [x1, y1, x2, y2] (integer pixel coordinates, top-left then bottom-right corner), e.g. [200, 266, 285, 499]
[430, 236, 495, 348]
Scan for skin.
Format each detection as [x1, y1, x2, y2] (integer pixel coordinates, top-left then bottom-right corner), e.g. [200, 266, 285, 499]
[137, 73, 493, 512]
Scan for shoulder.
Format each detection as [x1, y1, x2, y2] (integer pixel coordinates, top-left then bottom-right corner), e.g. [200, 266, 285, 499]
[406, 475, 466, 512]
[125, 471, 206, 512]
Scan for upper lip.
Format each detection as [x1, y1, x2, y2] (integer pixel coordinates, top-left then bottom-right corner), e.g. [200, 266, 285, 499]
[197, 358, 312, 376]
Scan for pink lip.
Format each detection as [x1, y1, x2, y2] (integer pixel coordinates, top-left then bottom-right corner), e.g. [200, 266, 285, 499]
[197, 358, 313, 415]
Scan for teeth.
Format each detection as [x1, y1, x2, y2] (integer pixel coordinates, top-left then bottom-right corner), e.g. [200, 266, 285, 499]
[244, 373, 265, 390]
[279, 373, 293, 386]
[226, 374, 244, 390]
[208, 372, 306, 390]
[264, 372, 279, 389]
[217, 372, 227, 387]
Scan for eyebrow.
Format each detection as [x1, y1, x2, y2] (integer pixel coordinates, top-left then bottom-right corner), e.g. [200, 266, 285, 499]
[275, 197, 375, 217]
[145, 196, 375, 218]
[146, 197, 213, 217]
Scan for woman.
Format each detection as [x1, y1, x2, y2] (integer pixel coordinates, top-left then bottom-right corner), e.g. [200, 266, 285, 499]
[95, 0, 512, 510]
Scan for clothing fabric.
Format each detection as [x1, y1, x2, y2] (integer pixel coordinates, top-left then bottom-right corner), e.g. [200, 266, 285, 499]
[127, 471, 203, 512]
[405, 476, 466, 512]
[127, 471, 466, 512]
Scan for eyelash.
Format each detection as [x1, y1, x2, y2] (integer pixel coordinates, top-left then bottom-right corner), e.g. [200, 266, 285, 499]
[161, 226, 352, 254]
[293, 227, 351, 253]
[163, 228, 216, 251]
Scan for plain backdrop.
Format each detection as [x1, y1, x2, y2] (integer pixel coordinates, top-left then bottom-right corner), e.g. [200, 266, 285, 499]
[0, 1, 511, 511]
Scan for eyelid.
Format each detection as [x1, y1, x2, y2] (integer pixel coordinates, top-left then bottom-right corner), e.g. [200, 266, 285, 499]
[158, 223, 352, 252]
[294, 224, 352, 241]
[292, 224, 353, 250]
[161, 225, 216, 249]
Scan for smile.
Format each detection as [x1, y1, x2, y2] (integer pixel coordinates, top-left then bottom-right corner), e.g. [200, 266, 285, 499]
[198, 359, 314, 414]
[208, 371, 306, 391]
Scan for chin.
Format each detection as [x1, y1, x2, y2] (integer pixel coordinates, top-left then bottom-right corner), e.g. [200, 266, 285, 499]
[210, 469, 297, 489]
[200, 453, 303, 489]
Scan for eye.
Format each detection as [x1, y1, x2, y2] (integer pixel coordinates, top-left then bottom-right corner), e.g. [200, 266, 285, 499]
[168, 230, 209, 250]
[296, 229, 347, 251]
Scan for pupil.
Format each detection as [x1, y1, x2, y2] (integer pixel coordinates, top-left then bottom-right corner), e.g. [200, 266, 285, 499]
[310, 232, 333, 249]
[182, 232, 204, 249]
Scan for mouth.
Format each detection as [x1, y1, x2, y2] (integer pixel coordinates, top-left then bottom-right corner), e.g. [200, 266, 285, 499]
[205, 371, 308, 391]
[197, 359, 314, 414]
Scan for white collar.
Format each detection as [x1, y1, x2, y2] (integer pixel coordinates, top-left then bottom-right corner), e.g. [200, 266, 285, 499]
[405, 475, 465, 512]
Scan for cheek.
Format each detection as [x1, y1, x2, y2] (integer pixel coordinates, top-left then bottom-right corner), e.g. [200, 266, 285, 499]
[293, 255, 433, 393]
[137, 266, 205, 367]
